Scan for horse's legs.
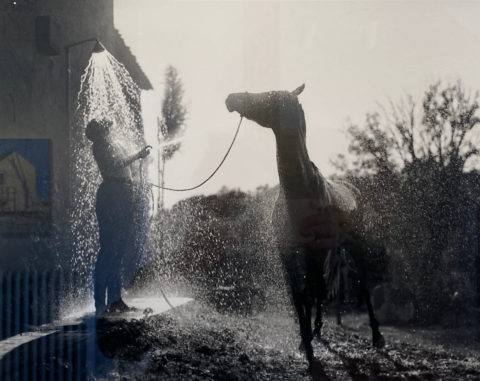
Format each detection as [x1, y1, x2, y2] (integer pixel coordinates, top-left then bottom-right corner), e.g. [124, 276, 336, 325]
[293, 294, 314, 364]
[313, 298, 322, 337]
[336, 268, 345, 326]
[313, 279, 324, 338]
[336, 290, 342, 326]
[305, 301, 313, 342]
[304, 262, 316, 343]
[359, 273, 385, 348]
[313, 293, 323, 339]
[285, 251, 315, 365]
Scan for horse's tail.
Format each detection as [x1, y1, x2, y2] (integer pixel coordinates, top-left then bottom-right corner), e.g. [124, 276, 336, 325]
[324, 247, 360, 300]
[324, 248, 341, 299]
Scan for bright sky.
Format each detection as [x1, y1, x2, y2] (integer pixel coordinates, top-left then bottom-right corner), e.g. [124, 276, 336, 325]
[114, 0, 480, 208]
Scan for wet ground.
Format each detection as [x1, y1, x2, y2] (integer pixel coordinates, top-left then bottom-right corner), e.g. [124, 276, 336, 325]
[1, 300, 480, 380]
[94, 302, 480, 380]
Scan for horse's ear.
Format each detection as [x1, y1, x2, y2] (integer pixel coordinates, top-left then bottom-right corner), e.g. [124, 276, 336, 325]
[291, 84, 305, 96]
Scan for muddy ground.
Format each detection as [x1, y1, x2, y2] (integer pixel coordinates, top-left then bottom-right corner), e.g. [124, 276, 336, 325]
[94, 301, 480, 380]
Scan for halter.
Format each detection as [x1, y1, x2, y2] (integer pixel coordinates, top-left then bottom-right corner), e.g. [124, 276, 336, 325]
[149, 116, 243, 191]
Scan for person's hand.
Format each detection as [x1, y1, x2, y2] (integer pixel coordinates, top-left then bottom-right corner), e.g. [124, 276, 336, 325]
[300, 205, 340, 252]
[137, 145, 152, 159]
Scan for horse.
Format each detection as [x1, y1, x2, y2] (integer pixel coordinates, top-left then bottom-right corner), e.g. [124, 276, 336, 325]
[225, 84, 384, 367]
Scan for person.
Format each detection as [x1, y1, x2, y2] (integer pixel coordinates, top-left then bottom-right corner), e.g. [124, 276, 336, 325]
[85, 118, 151, 315]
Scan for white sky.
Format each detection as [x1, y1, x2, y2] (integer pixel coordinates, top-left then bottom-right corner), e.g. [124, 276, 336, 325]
[114, 0, 480, 208]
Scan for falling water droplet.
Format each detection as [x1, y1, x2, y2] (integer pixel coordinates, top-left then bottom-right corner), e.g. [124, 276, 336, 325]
[68, 48, 147, 289]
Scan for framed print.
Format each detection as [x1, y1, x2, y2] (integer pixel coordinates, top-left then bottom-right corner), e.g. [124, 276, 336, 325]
[0, 139, 51, 237]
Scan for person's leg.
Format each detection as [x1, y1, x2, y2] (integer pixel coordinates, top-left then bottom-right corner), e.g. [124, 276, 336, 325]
[95, 184, 108, 314]
[106, 209, 134, 313]
[95, 225, 119, 312]
[118, 185, 143, 295]
[107, 183, 136, 307]
[95, 182, 121, 312]
[106, 223, 123, 306]
[106, 274, 122, 307]
[94, 249, 107, 314]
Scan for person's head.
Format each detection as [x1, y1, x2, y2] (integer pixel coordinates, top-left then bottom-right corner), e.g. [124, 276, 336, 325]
[85, 119, 113, 142]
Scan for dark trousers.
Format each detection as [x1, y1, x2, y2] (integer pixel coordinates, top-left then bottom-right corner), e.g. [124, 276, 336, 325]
[94, 179, 138, 312]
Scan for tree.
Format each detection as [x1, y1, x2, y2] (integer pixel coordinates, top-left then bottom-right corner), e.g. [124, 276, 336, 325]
[335, 81, 480, 323]
[157, 65, 187, 210]
[160, 65, 187, 160]
[340, 81, 480, 176]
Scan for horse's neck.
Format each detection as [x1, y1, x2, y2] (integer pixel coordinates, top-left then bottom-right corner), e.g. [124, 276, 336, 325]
[274, 128, 325, 201]
[272, 124, 330, 248]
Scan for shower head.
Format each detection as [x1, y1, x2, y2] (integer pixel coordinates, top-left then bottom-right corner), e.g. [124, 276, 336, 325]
[93, 40, 105, 53]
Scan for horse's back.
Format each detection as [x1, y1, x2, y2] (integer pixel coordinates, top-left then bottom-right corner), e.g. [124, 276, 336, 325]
[326, 180, 358, 213]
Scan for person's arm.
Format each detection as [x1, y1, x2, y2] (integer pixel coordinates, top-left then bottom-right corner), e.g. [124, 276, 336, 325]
[94, 144, 151, 172]
[122, 146, 151, 167]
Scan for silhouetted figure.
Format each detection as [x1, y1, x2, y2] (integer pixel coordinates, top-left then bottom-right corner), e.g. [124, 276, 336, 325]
[86, 119, 151, 315]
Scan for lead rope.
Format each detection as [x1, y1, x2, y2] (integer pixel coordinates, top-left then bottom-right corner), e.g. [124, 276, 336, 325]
[149, 116, 243, 191]
[145, 116, 243, 316]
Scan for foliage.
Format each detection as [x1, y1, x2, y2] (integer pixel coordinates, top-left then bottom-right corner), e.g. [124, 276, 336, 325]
[148, 186, 285, 310]
[160, 65, 187, 160]
[335, 81, 480, 324]
[340, 81, 480, 176]
[156, 66, 188, 209]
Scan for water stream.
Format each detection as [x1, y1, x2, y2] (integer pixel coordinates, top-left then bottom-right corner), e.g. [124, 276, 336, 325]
[68, 47, 150, 300]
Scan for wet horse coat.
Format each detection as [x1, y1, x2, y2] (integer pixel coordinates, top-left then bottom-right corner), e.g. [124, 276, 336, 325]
[225, 84, 384, 365]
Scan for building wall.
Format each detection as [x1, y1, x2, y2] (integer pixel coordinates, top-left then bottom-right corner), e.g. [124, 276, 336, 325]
[0, 0, 115, 270]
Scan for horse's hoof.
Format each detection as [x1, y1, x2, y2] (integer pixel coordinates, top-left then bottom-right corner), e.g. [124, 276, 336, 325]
[373, 331, 385, 348]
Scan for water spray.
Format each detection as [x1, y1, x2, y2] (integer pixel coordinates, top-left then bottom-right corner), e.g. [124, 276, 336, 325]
[65, 38, 103, 134]
[65, 38, 101, 208]
[70, 40, 152, 311]
[69, 39, 242, 317]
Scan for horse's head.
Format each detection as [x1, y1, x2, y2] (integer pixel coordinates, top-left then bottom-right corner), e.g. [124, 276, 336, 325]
[226, 84, 306, 134]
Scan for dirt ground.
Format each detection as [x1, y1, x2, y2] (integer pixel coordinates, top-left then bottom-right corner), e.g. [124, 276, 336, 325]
[93, 301, 480, 380]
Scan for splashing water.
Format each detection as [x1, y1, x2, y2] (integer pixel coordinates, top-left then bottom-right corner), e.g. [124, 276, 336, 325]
[69, 48, 149, 288]
[157, 135, 184, 150]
